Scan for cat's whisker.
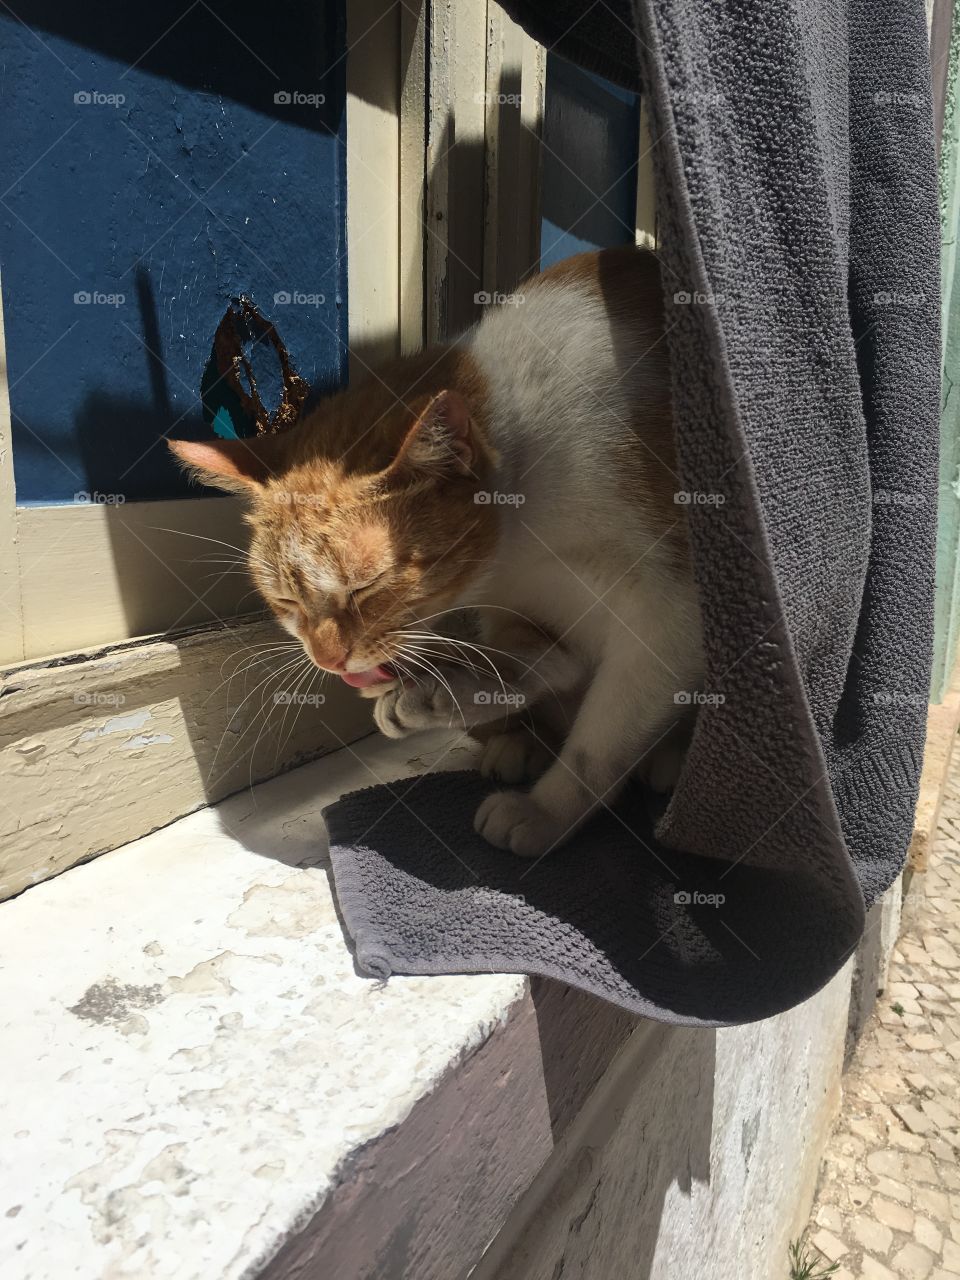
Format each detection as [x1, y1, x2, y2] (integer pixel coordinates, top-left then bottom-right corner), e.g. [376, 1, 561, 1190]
[274, 660, 327, 773]
[190, 556, 253, 568]
[394, 632, 570, 722]
[211, 652, 314, 800]
[391, 631, 516, 705]
[393, 646, 468, 731]
[243, 661, 311, 793]
[389, 655, 425, 690]
[392, 631, 509, 699]
[396, 641, 507, 700]
[206, 643, 301, 705]
[409, 604, 543, 630]
[147, 526, 276, 576]
[218, 640, 300, 678]
[206, 653, 306, 787]
[214, 649, 299, 696]
[268, 656, 316, 777]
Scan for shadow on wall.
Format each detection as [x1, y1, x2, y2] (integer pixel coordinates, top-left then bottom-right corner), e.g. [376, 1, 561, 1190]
[20, 2, 343, 133]
[476, 1000, 715, 1280]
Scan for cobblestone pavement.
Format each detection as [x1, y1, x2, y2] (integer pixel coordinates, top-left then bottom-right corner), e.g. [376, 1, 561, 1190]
[802, 768, 960, 1279]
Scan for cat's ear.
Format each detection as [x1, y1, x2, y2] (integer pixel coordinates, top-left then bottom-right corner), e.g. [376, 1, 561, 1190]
[167, 434, 286, 495]
[390, 390, 476, 479]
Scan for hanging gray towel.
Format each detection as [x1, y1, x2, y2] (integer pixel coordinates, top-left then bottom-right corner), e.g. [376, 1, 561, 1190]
[325, 0, 941, 1026]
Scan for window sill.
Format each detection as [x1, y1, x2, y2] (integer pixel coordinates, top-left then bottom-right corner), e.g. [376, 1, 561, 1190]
[0, 729, 532, 1278]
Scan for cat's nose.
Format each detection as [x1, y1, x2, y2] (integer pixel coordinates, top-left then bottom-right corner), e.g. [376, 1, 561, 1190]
[306, 636, 348, 671]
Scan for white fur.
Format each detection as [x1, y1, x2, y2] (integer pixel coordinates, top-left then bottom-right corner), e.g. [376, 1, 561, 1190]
[375, 274, 705, 858]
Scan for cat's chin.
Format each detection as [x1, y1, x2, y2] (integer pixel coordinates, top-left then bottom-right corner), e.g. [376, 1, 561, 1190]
[356, 678, 400, 699]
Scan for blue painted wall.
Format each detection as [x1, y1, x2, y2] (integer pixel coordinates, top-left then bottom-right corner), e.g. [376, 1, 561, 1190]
[0, 2, 346, 504]
[539, 55, 639, 268]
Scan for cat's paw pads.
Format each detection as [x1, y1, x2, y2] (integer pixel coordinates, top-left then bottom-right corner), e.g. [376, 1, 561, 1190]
[373, 681, 458, 738]
[479, 730, 551, 785]
[473, 790, 564, 858]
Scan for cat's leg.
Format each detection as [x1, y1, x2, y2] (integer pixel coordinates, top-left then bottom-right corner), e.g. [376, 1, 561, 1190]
[476, 718, 556, 785]
[474, 635, 699, 857]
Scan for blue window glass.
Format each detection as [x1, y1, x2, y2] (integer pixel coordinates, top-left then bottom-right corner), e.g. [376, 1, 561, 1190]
[540, 54, 639, 269]
[0, 2, 347, 504]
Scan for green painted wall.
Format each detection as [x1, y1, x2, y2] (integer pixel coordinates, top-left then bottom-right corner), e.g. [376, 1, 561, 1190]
[933, 0, 960, 700]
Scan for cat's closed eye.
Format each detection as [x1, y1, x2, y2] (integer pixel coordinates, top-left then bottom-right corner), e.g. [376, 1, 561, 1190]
[352, 572, 386, 597]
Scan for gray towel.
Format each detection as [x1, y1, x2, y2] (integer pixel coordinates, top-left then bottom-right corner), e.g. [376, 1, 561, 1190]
[325, 0, 941, 1026]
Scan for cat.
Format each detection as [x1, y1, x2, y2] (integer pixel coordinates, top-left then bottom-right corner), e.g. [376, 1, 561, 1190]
[170, 245, 704, 858]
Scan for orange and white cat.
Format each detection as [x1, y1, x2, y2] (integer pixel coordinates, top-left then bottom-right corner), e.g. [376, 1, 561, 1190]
[170, 246, 704, 857]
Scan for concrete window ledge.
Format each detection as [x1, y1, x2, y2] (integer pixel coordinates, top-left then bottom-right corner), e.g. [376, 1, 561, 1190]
[0, 731, 854, 1280]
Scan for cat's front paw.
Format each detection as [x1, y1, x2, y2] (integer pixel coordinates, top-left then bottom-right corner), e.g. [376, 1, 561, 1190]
[473, 790, 566, 858]
[373, 679, 461, 738]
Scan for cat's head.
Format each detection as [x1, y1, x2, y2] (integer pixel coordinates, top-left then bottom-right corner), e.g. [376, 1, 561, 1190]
[169, 387, 498, 689]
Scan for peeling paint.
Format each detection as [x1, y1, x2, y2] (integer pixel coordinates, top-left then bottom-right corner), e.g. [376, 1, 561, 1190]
[227, 873, 335, 940]
[78, 710, 153, 743]
[127, 733, 174, 748]
[2, 619, 368, 904]
[68, 978, 165, 1028]
[168, 953, 238, 997]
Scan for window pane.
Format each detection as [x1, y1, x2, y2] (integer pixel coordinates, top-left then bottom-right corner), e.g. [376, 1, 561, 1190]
[0, 1, 347, 505]
[539, 54, 639, 269]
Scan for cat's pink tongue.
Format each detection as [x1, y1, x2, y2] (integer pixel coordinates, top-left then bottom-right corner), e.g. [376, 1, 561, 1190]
[341, 665, 394, 689]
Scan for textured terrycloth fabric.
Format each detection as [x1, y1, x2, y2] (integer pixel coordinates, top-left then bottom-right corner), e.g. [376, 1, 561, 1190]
[325, 0, 942, 1025]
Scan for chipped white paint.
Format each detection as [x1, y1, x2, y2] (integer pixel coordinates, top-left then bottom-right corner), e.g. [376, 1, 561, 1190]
[78, 709, 154, 742]
[126, 733, 175, 748]
[0, 730, 524, 1280]
[0, 622, 372, 902]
